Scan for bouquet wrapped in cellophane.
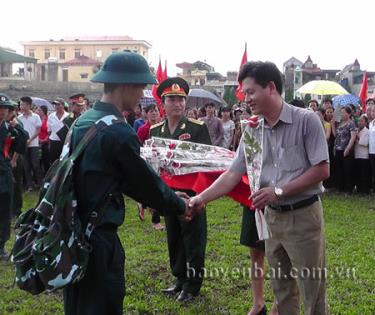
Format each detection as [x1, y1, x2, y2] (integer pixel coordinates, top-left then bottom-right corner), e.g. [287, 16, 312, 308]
[141, 137, 236, 176]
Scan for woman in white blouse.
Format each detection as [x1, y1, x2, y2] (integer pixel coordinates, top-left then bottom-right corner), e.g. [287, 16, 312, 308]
[355, 114, 370, 193]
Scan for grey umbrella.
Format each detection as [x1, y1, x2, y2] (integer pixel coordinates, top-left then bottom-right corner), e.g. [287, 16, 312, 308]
[31, 97, 54, 111]
[186, 89, 223, 109]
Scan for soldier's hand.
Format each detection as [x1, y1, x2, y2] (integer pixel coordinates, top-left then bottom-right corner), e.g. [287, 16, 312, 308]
[9, 118, 18, 128]
[188, 195, 205, 216]
[179, 198, 194, 223]
[175, 191, 190, 200]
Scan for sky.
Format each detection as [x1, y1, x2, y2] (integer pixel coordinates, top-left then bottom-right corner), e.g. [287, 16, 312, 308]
[1, 0, 373, 76]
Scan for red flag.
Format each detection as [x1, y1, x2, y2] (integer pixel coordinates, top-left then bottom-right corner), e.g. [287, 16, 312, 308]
[235, 43, 248, 101]
[359, 71, 368, 112]
[151, 59, 165, 117]
[162, 60, 168, 81]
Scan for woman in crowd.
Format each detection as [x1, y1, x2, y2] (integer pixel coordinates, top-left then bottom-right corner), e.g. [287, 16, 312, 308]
[218, 106, 235, 150]
[354, 114, 370, 194]
[323, 107, 335, 188]
[137, 104, 165, 230]
[332, 106, 357, 193]
[36, 105, 50, 175]
[186, 108, 198, 120]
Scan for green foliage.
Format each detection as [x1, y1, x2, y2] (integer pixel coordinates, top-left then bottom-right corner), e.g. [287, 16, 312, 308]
[285, 89, 294, 103]
[0, 192, 374, 314]
[223, 86, 238, 107]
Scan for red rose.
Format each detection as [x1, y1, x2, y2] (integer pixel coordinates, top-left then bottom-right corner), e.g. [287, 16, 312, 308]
[169, 143, 177, 149]
[248, 115, 259, 128]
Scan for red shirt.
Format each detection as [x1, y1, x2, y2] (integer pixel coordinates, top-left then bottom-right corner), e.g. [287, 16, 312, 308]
[137, 121, 151, 145]
[39, 116, 48, 142]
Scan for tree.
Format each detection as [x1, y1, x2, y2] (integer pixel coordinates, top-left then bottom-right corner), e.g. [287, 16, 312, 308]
[223, 86, 237, 106]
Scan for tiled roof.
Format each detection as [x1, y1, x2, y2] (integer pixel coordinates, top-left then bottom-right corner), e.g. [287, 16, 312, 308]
[64, 55, 100, 66]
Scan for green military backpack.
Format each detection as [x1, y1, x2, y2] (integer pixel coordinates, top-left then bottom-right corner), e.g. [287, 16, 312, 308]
[11, 114, 123, 295]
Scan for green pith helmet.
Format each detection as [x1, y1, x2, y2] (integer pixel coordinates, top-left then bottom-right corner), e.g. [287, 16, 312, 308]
[0, 93, 14, 109]
[91, 51, 157, 85]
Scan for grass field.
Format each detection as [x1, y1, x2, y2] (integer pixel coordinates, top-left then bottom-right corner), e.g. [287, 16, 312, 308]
[0, 192, 374, 315]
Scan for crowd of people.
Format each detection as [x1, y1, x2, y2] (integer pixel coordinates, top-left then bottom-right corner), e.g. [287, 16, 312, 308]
[1, 50, 374, 315]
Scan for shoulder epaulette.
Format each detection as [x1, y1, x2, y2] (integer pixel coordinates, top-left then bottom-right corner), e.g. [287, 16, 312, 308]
[150, 121, 164, 129]
[188, 118, 204, 125]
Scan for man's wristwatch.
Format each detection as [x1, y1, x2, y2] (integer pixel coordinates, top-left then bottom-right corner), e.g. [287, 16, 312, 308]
[274, 187, 283, 198]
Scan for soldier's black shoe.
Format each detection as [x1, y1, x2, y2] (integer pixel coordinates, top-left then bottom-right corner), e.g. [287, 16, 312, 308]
[162, 285, 182, 296]
[176, 290, 196, 303]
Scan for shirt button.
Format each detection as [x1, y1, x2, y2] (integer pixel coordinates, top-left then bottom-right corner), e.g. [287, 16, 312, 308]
[271, 129, 275, 133]
[272, 146, 275, 150]
[274, 163, 277, 167]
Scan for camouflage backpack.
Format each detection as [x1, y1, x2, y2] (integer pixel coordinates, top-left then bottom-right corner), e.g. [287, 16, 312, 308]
[11, 114, 123, 295]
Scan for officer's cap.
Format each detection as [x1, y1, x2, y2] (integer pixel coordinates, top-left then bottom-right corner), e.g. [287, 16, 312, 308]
[91, 51, 157, 85]
[69, 93, 85, 106]
[157, 77, 189, 99]
[0, 93, 14, 109]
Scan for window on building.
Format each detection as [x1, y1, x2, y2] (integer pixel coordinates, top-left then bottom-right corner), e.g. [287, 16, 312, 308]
[29, 49, 35, 58]
[74, 49, 81, 58]
[44, 49, 50, 60]
[96, 50, 102, 58]
[112, 48, 118, 53]
[80, 73, 89, 79]
[59, 49, 65, 60]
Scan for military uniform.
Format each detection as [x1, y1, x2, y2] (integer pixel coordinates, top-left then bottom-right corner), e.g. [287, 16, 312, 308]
[151, 77, 211, 298]
[0, 94, 28, 257]
[63, 52, 187, 315]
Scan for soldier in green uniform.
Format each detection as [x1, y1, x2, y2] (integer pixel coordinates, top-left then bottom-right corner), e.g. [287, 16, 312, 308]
[63, 52, 193, 315]
[0, 94, 28, 259]
[151, 77, 211, 302]
[56, 95, 85, 143]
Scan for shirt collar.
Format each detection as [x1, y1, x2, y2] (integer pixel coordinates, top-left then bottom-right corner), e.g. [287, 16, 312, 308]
[93, 101, 123, 118]
[264, 101, 292, 128]
[279, 101, 293, 124]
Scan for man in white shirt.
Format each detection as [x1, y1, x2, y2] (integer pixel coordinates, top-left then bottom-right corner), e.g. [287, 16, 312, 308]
[18, 96, 43, 190]
[48, 98, 69, 164]
[367, 102, 375, 191]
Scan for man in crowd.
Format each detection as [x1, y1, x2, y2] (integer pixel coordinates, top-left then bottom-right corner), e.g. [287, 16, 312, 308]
[18, 96, 43, 191]
[63, 52, 194, 315]
[151, 77, 211, 302]
[308, 99, 319, 112]
[200, 102, 224, 146]
[189, 61, 329, 315]
[0, 94, 28, 259]
[48, 98, 69, 164]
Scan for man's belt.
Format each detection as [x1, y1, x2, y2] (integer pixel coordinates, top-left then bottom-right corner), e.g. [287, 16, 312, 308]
[270, 195, 319, 212]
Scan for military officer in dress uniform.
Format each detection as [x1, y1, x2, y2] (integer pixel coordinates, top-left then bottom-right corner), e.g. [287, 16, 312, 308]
[0, 94, 28, 259]
[151, 77, 211, 302]
[56, 94, 85, 143]
[63, 52, 194, 315]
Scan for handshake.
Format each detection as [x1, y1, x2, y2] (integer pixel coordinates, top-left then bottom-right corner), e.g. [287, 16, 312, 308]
[175, 192, 205, 222]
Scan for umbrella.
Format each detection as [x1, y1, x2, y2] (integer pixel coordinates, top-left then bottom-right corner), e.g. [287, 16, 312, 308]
[332, 94, 360, 108]
[31, 97, 54, 111]
[297, 80, 348, 95]
[186, 89, 223, 109]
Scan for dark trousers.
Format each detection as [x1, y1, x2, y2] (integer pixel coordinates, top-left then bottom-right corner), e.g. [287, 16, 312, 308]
[369, 154, 375, 190]
[12, 156, 24, 217]
[63, 227, 125, 315]
[40, 142, 50, 176]
[23, 146, 43, 188]
[49, 140, 63, 165]
[355, 159, 371, 194]
[0, 193, 11, 250]
[165, 210, 207, 294]
[335, 150, 354, 193]
[151, 209, 161, 224]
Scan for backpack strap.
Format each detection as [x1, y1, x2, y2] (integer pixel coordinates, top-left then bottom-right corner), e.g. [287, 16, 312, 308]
[60, 115, 124, 161]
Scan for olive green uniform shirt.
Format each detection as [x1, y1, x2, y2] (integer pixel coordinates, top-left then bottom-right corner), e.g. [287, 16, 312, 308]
[71, 101, 186, 226]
